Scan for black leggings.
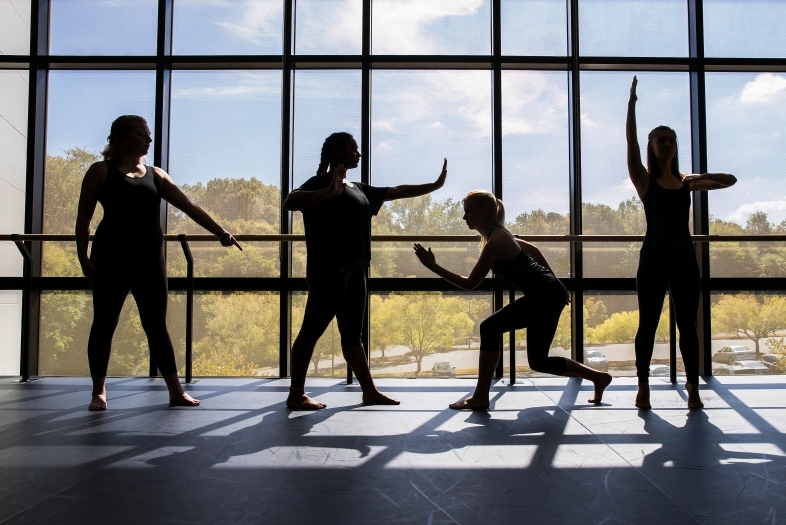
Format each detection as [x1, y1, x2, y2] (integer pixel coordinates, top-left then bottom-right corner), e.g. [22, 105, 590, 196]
[479, 286, 567, 376]
[297, 259, 367, 347]
[635, 249, 700, 384]
[87, 244, 177, 378]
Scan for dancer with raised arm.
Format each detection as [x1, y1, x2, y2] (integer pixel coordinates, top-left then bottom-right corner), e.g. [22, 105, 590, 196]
[76, 115, 242, 411]
[283, 132, 448, 410]
[414, 190, 612, 410]
[627, 76, 736, 409]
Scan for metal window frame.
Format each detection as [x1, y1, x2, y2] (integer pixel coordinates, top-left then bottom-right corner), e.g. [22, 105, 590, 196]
[3, 0, 786, 380]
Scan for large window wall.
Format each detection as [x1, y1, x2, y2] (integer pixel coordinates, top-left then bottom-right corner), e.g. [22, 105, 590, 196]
[2, 0, 785, 379]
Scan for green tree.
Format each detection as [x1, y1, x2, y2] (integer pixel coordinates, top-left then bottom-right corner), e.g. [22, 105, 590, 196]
[712, 294, 786, 358]
[552, 305, 572, 351]
[587, 310, 639, 344]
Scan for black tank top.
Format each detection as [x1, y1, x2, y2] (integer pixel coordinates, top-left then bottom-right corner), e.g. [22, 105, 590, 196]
[93, 162, 163, 251]
[491, 244, 563, 297]
[641, 176, 693, 254]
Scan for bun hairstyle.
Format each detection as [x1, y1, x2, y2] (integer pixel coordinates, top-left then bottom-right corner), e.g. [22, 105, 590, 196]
[101, 115, 148, 163]
[317, 131, 354, 175]
[647, 125, 681, 181]
[463, 190, 512, 246]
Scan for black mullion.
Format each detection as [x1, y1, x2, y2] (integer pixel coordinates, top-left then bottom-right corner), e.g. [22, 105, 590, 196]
[492, 0, 503, 379]
[689, 0, 712, 377]
[358, 0, 372, 381]
[567, 0, 583, 363]
[280, 0, 295, 378]
[21, 0, 50, 379]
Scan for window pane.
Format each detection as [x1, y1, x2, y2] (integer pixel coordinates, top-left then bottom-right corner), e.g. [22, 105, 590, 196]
[501, 0, 567, 56]
[173, 0, 282, 55]
[291, 70, 361, 278]
[706, 72, 786, 277]
[295, 0, 362, 55]
[372, 0, 491, 55]
[168, 70, 282, 278]
[0, 70, 28, 278]
[43, 71, 156, 277]
[370, 70, 491, 278]
[584, 293, 672, 378]
[370, 292, 488, 378]
[711, 292, 786, 377]
[580, 72, 691, 277]
[579, 0, 688, 57]
[0, 291, 22, 375]
[503, 70, 570, 277]
[0, 0, 30, 54]
[704, 0, 786, 58]
[49, 0, 157, 55]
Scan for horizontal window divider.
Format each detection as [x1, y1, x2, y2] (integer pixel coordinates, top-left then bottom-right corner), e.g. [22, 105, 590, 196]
[4, 277, 785, 293]
[5, 234, 786, 243]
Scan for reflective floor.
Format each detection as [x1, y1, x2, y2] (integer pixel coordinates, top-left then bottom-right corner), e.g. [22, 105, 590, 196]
[0, 376, 784, 525]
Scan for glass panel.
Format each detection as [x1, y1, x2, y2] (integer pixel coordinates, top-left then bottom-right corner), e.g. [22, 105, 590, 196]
[706, 72, 786, 277]
[502, 70, 570, 277]
[584, 293, 671, 377]
[501, 0, 567, 56]
[0, 291, 22, 375]
[291, 70, 362, 278]
[173, 0, 282, 55]
[49, 0, 157, 55]
[578, 0, 688, 57]
[711, 292, 785, 376]
[0, 70, 28, 277]
[372, 0, 491, 55]
[168, 70, 282, 277]
[704, 0, 786, 58]
[295, 0, 362, 55]
[370, 70, 491, 278]
[580, 71, 691, 277]
[0, 0, 30, 54]
[43, 71, 156, 277]
[370, 292, 487, 378]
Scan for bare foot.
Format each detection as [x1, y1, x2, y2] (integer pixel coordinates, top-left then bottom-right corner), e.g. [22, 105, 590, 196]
[588, 372, 613, 404]
[635, 384, 651, 409]
[685, 382, 704, 409]
[449, 396, 489, 410]
[169, 392, 200, 407]
[362, 390, 400, 406]
[286, 391, 326, 410]
[88, 393, 107, 411]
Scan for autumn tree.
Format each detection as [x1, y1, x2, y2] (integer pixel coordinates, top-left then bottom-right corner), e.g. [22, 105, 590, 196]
[712, 294, 786, 358]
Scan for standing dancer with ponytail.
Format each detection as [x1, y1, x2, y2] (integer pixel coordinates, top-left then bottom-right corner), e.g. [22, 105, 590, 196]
[283, 132, 448, 410]
[414, 190, 612, 409]
[627, 77, 736, 409]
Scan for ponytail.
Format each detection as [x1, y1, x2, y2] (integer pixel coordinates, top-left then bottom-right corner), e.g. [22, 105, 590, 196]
[463, 190, 512, 247]
[316, 132, 354, 175]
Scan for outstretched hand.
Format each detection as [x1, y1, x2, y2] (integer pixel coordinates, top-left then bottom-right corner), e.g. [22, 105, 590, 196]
[413, 243, 437, 269]
[220, 231, 243, 251]
[629, 75, 638, 103]
[329, 165, 347, 197]
[434, 158, 447, 189]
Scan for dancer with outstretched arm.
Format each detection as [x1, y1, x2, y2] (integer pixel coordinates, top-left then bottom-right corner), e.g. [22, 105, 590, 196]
[283, 132, 448, 410]
[413, 190, 612, 409]
[627, 76, 736, 409]
[76, 115, 241, 410]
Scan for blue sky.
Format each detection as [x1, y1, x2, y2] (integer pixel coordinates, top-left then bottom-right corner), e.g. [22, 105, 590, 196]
[33, 0, 786, 227]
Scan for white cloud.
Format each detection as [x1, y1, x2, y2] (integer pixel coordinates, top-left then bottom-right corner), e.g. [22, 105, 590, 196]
[213, 1, 283, 46]
[741, 73, 786, 104]
[502, 72, 567, 136]
[373, 0, 484, 54]
[728, 199, 786, 223]
[431, 121, 444, 128]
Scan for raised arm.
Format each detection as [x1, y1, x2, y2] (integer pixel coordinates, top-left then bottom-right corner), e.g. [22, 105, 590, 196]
[383, 158, 447, 202]
[155, 168, 242, 250]
[75, 162, 106, 288]
[283, 166, 345, 211]
[626, 76, 648, 199]
[683, 172, 737, 191]
[413, 233, 500, 291]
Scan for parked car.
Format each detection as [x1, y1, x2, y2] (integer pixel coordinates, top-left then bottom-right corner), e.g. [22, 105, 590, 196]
[584, 349, 609, 372]
[713, 346, 755, 364]
[432, 362, 456, 377]
[761, 354, 783, 373]
[649, 364, 670, 377]
[714, 360, 772, 375]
